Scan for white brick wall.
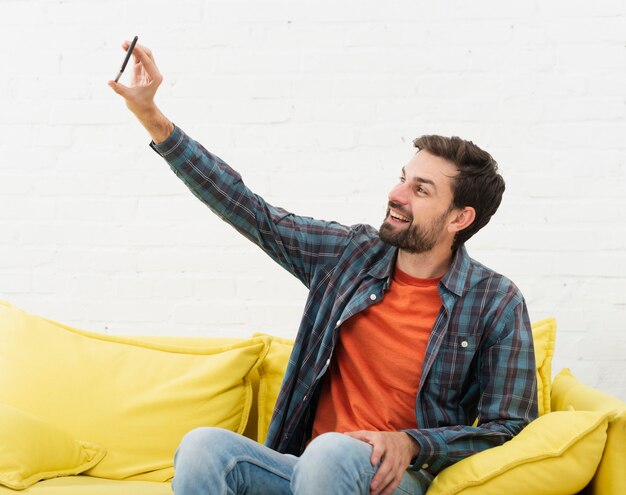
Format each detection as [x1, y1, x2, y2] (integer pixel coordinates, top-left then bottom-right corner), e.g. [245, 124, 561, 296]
[1, 0, 625, 399]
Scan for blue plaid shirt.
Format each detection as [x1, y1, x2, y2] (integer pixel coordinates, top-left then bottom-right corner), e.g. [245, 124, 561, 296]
[152, 126, 538, 476]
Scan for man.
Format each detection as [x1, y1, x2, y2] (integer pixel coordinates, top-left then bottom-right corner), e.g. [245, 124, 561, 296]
[109, 42, 538, 495]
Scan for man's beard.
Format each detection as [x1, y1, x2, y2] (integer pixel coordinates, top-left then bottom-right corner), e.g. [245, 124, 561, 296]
[379, 202, 450, 254]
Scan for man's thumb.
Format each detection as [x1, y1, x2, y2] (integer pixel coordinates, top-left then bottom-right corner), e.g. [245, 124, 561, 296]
[108, 80, 129, 98]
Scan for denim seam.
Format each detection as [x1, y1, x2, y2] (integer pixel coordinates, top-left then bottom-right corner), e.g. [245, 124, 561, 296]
[225, 453, 293, 491]
[358, 466, 421, 495]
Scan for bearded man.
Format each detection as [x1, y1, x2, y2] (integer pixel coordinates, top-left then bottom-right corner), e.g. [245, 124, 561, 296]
[110, 42, 538, 495]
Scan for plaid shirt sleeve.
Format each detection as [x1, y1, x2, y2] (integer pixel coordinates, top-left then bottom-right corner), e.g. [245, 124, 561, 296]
[150, 126, 351, 288]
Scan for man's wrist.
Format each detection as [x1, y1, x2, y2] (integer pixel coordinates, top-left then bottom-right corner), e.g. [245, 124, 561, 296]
[136, 107, 174, 144]
[404, 432, 420, 460]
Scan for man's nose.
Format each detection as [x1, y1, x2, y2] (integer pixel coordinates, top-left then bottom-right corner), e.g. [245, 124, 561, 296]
[388, 183, 409, 205]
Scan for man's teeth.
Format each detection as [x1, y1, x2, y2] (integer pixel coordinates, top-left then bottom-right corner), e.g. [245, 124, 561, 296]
[391, 211, 409, 222]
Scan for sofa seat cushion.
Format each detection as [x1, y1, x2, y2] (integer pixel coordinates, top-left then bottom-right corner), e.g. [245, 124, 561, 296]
[0, 476, 171, 495]
[0, 403, 105, 490]
[426, 409, 610, 495]
[551, 368, 626, 495]
[0, 301, 268, 482]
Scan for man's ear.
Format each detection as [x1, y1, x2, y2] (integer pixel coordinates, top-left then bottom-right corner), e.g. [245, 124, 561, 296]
[447, 206, 476, 234]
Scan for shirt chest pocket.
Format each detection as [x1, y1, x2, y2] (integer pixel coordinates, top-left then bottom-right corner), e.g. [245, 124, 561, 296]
[426, 335, 478, 392]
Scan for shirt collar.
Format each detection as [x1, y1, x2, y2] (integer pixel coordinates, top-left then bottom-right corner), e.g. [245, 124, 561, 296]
[370, 243, 472, 297]
[367, 244, 398, 283]
[440, 245, 471, 297]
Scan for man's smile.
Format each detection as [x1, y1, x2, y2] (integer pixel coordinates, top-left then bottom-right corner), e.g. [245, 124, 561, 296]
[387, 206, 411, 225]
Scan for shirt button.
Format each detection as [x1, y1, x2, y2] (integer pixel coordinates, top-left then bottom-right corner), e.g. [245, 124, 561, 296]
[461, 341, 468, 348]
[421, 463, 429, 469]
[336, 320, 341, 326]
[370, 294, 377, 301]
[303, 395, 307, 401]
[326, 358, 331, 366]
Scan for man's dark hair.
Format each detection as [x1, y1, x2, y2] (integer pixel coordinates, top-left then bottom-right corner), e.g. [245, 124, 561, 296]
[413, 135, 505, 251]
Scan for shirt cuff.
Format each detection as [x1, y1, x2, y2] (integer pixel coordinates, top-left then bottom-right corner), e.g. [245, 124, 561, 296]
[403, 429, 448, 474]
[149, 124, 183, 157]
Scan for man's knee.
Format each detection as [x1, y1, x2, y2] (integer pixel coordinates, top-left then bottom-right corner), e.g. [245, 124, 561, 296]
[174, 427, 239, 487]
[292, 432, 374, 494]
[176, 427, 233, 463]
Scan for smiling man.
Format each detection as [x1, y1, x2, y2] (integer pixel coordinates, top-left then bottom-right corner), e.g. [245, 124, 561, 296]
[109, 42, 538, 495]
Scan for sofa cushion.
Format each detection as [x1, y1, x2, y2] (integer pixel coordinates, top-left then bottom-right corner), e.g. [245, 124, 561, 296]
[253, 333, 294, 444]
[0, 403, 105, 490]
[551, 368, 626, 495]
[531, 318, 557, 416]
[426, 409, 610, 495]
[135, 335, 262, 442]
[0, 476, 171, 495]
[0, 301, 268, 482]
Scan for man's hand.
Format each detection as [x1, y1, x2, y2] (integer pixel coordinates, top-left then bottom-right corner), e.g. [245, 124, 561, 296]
[108, 41, 173, 144]
[344, 430, 419, 495]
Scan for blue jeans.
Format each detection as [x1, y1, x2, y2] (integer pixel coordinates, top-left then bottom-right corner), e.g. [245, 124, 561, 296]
[172, 427, 431, 495]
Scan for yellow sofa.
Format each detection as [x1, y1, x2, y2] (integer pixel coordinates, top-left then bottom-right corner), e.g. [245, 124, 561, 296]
[0, 301, 623, 495]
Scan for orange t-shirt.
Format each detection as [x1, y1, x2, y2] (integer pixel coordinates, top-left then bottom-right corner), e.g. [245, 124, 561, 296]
[311, 267, 442, 439]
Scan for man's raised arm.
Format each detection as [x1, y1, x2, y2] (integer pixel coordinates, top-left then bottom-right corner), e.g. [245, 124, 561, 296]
[106, 42, 354, 288]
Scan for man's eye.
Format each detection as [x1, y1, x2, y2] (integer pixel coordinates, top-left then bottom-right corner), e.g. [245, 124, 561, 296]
[415, 186, 428, 195]
[399, 176, 406, 183]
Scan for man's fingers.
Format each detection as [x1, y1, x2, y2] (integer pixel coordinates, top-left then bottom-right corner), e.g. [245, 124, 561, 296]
[117, 41, 161, 83]
[132, 45, 163, 84]
[370, 441, 385, 466]
[344, 431, 371, 443]
[370, 461, 396, 495]
[133, 44, 158, 73]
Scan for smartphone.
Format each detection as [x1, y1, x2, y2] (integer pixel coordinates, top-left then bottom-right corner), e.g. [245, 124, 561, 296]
[114, 36, 139, 83]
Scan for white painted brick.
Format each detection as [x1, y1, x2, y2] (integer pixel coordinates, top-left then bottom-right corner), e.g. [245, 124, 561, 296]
[0, 101, 52, 125]
[555, 43, 626, 72]
[53, 248, 137, 273]
[0, 272, 31, 294]
[547, 17, 626, 44]
[125, 0, 204, 24]
[32, 270, 74, 295]
[586, 73, 626, 97]
[0, 247, 56, 270]
[0, 175, 31, 195]
[263, 24, 347, 50]
[208, 99, 292, 125]
[193, 276, 238, 300]
[113, 273, 197, 299]
[32, 125, 74, 147]
[0, 3, 44, 26]
[215, 49, 300, 75]
[50, 100, 127, 125]
[6, 76, 88, 101]
[0, 198, 59, 221]
[538, 0, 626, 19]
[76, 298, 173, 325]
[31, 173, 109, 197]
[44, 0, 121, 25]
[54, 198, 136, 224]
[172, 300, 246, 325]
[172, 75, 291, 99]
